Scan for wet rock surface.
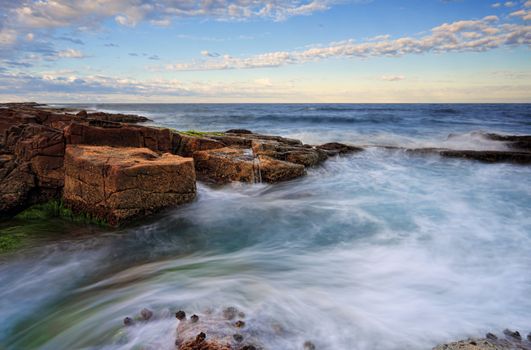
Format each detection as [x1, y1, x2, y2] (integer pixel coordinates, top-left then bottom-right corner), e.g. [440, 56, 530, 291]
[433, 329, 531, 350]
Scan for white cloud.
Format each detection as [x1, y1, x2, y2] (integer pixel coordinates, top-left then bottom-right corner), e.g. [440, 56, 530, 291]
[380, 75, 406, 81]
[492, 3, 502, 8]
[57, 48, 84, 59]
[504, 1, 517, 7]
[25, 33, 34, 41]
[0, 29, 17, 46]
[166, 15, 531, 71]
[510, 9, 531, 20]
[7, 0, 338, 32]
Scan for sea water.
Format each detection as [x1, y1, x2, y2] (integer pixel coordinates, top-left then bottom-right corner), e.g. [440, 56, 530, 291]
[0, 104, 530, 349]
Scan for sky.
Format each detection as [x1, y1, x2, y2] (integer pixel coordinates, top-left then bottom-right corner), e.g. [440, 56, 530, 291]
[0, 0, 530, 103]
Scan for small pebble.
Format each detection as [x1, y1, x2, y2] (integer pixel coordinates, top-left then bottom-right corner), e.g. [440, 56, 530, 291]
[123, 317, 134, 326]
[176, 310, 186, 320]
[304, 340, 316, 350]
[190, 314, 199, 323]
[233, 334, 243, 342]
[234, 320, 246, 328]
[140, 308, 153, 321]
[196, 332, 206, 342]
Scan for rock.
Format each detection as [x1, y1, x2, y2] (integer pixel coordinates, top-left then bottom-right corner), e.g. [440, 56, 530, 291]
[502, 329, 521, 340]
[317, 142, 363, 156]
[176, 310, 187, 320]
[193, 147, 259, 184]
[225, 129, 253, 134]
[257, 155, 305, 183]
[191, 314, 199, 323]
[252, 139, 327, 167]
[175, 133, 226, 157]
[482, 133, 531, 151]
[176, 309, 261, 350]
[76, 110, 88, 118]
[123, 317, 134, 326]
[527, 333, 531, 342]
[141, 308, 153, 321]
[64, 122, 176, 153]
[439, 150, 531, 164]
[486, 333, 497, 340]
[432, 338, 509, 350]
[304, 340, 316, 350]
[86, 111, 151, 123]
[63, 145, 196, 226]
[234, 320, 245, 328]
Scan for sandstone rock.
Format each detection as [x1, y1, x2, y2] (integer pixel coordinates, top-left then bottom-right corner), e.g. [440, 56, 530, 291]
[193, 147, 259, 184]
[432, 338, 510, 350]
[63, 145, 196, 226]
[251, 140, 326, 167]
[64, 122, 176, 153]
[175, 133, 226, 157]
[258, 155, 305, 183]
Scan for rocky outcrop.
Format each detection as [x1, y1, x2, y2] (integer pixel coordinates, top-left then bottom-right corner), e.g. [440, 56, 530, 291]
[175, 307, 261, 350]
[405, 148, 531, 164]
[78, 110, 151, 123]
[433, 330, 531, 350]
[63, 145, 196, 226]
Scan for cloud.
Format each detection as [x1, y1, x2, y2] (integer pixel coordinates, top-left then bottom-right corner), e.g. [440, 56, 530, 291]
[57, 48, 84, 58]
[201, 50, 221, 57]
[380, 75, 406, 81]
[166, 15, 531, 71]
[510, 9, 531, 20]
[0, 29, 17, 46]
[7, 0, 339, 33]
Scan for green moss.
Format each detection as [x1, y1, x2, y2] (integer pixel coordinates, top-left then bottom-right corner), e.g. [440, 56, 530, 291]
[15, 200, 107, 226]
[0, 227, 26, 253]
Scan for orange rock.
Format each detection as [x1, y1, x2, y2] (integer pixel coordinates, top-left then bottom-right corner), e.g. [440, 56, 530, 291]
[193, 147, 258, 183]
[63, 145, 196, 226]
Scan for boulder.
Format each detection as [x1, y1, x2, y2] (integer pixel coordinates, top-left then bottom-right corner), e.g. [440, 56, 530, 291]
[193, 147, 259, 184]
[317, 142, 363, 156]
[252, 140, 327, 167]
[63, 145, 196, 226]
[257, 155, 305, 183]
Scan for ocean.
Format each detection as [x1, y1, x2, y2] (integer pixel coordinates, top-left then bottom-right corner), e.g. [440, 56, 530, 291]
[1, 103, 530, 349]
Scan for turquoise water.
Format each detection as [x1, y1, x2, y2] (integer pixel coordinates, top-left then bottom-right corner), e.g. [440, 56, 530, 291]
[1, 104, 530, 349]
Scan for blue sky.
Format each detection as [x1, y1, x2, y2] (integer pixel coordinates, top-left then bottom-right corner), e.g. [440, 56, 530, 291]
[0, 0, 530, 102]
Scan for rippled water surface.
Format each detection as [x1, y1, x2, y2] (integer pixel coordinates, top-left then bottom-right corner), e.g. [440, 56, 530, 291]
[1, 104, 530, 349]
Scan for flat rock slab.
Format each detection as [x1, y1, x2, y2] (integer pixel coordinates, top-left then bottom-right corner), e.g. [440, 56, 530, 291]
[63, 145, 196, 226]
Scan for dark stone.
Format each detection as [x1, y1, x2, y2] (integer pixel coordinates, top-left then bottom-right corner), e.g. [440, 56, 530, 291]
[303, 341, 316, 350]
[233, 334, 243, 342]
[486, 332, 497, 340]
[76, 110, 88, 118]
[223, 307, 238, 320]
[241, 346, 256, 350]
[527, 333, 531, 341]
[503, 329, 521, 340]
[190, 314, 199, 323]
[196, 332, 206, 342]
[176, 310, 186, 320]
[234, 320, 245, 328]
[226, 129, 253, 134]
[123, 317, 134, 326]
[317, 142, 363, 155]
[141, 308, 153, 321]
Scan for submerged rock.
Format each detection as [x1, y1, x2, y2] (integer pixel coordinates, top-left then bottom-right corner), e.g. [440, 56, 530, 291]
[63, 145, 196, 226]
[434, 330, 531, 350]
